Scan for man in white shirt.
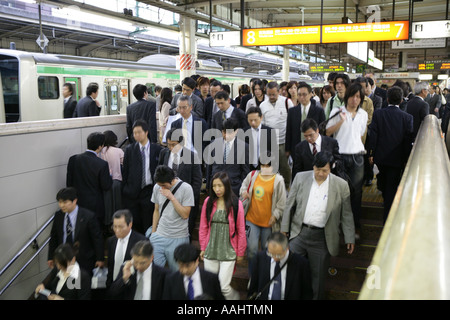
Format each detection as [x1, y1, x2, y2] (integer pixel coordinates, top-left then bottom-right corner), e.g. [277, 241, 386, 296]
[281, 151, 355, 300]
[109, 240, 168, 300]
[259, 82, 293, 189]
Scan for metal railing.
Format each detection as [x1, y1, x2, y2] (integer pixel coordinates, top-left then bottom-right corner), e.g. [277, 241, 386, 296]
[0, 215, 54, 296]
[358, 115, 450, 299]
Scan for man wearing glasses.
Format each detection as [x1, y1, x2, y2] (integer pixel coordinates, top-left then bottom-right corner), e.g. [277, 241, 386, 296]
[247, 232, 313, 300]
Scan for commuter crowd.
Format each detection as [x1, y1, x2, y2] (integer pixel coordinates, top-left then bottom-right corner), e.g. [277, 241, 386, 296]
[38, 73, 449, 301]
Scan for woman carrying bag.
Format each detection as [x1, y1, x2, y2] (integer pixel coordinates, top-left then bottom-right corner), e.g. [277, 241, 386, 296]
[239, 157, 286, 274]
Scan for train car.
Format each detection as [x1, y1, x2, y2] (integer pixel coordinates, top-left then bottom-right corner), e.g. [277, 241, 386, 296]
[0, 49, 324, 123]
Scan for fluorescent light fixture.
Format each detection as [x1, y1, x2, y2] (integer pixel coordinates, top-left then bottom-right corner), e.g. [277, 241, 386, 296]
[418, 74, 433, 80]
[437, 74, 449, 80]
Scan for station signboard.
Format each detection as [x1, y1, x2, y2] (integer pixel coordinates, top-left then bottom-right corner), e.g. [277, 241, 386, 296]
[309, 64, 346, 73]
[418, 60, 450, 71]
[412, 21, 450, 39]
[243, 21, 409, 46]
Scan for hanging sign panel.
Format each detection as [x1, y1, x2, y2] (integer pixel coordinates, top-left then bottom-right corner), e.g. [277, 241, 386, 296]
[322, 21, 409, 43]
[243, 21, 409, 46]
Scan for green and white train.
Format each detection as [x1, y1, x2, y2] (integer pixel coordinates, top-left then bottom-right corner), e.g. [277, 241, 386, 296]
[0, 49, 324, 123]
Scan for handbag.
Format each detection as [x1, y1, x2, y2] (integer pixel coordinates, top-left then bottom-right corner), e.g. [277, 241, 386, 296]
[91, 267, 108, 289]
[318, 109, 341, 136]
[241, 170, 256, 213]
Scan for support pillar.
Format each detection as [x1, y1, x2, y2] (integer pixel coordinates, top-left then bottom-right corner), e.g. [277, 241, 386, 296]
[282, 47, 289, 82]
[179, 16, 197, 80]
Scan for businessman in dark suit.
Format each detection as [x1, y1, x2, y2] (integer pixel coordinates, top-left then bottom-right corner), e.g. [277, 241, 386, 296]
[48, 187, 104, 275]
[66, 132, 112, 225]
[203, 80, 222, 126]
[211, 91, 249, 132]
[170, 77, 204, 118]
[163, 243, 224, 300]
[126, 84, 157, 144]
[425, 85, 441, 117]
[109, 240, 168, 300]
[286, 82, 325, 156]
[122, 119, 162, 234]
[170, 95, 208, 157]
[205, 117, 250, 197]
[74, 82, 101, 117]
[245, 106, 275, 170]
[106, 210, 147, 289]
[159, 127, 202, 239]
[368, 86, 414, 223]
[292, 118, 340, 181]
[248, 232, 313, 300]
[62, 83, 77, 118]
[406, 82, 430, 140]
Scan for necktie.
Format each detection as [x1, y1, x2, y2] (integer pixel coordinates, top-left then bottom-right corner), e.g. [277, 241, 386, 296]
[187, 277, 194, 300]
[224, 142, 230, 163]
[65, 215, 73, 245]
[172, 153, 179, 174]
[272, 261, 282, 300]
[134, 274, 143, 300]
[113, 239, 124, 280]
[141, 146, 146, 188]
[222, 111, 227, 122]
[312, 142, 317, 157]
[182, 119, 189, 147]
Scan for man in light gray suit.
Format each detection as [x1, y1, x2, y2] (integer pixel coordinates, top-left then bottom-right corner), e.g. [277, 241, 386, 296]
[281, 151, 355, 300]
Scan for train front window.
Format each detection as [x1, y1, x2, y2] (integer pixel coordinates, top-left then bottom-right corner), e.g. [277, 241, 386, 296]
[0, 55, 19, 122]
[38, 76, 59, 100]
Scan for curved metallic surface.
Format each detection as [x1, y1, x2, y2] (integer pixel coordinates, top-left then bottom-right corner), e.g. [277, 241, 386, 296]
[359, 115, 450, 300]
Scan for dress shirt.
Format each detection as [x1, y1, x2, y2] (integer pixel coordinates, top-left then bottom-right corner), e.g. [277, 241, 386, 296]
[168, 147, 183, 169]
[250, 124, 262, 165]
[183, 267, 203, 299]
[223, 106, 234, 120]
[140, 141, 152, 186]
[260, 96, 292, 144]
[181, 115, 193, 151]
[56, 262, 81, 295]
[309, 134, 322, 154]
[113, 230, 131, 280]
[64, 96, 71, 104]
[303, 173, 330, 228]
[64, 206, 79, 244]
[136, 263, 153, 300]
[268, 250, 289, 300]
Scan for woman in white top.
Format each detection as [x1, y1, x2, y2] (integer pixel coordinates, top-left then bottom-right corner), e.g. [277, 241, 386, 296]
[159, 87, 173, 145]
[101, 130, 124, 226]
[286, 80, 299, 107]
[35, 244, 91, 300]
[246, 79, 268, 110]
[325, 83, 368, 236]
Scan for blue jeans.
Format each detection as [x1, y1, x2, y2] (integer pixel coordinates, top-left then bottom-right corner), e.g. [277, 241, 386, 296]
[341, 154, 364, 229]
[150, 232, 189, 272]
[246, 220, 272, 274]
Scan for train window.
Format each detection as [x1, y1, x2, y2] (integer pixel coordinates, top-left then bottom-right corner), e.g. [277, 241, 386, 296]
[0, 55, 20, 122]
[38, 76, 59, 99]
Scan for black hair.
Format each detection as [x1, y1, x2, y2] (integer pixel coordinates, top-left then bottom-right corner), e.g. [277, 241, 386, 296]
[298, 81, 312, 93]
[246, 106, 262, 117]
[327, 72, 338, 82]
[313, 151, 334, 168]
[165, 127, 183, 144]
[251, 79, 266, 96]
[387, 86, 404, 106]
[174, 243, 200, 263]
[182, 77, 196, 90]
[333, 74, 350, 90]
[87, 132, 105, 151]
[132, 119, 149, 133]
[112, 209, 133, 225]
[103, 130, 118, 148]
[160, 87, 173, 111]
[301, 118, 319, 133]
[56, 187, 77, 202]
[210, 80, 222, 87]
[215, 90, 229, 101]
[221, 84, 231, 94]
[344, 83, 365, 109]
[86, 82, 99, 96]
[133, 84, 148, 100]
[222, 117, 239, 131]
[130, 240, 153, 258]
[63, 83, 74, 95]
[154, 165, 176, 184]
[53, 244, 76, 270]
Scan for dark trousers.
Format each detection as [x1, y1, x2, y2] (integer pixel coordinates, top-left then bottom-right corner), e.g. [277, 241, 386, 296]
[124, 184, 154, 235]
[376, 165, 403, 223]
[342, 154, 365, 229]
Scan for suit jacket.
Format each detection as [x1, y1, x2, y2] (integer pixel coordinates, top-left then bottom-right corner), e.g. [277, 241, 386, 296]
[285, 100, 326, 154]
[162, 268, 225, 300]
[66, 151, 113, 221]
[43, 265, 91, 300]
[74, 96, 100, 117]
[171, 93, 204, 119]
[48, 207, 104, 273]
[122, 142, 162, 199]
[106, 230, 147, 288]
[170, 115, 209, 155]
[248, 251, 313, 300]
[159, 147, 202, 202]
[426, 93, 441, 116]
[211, 107, 250, 132]
[244, 124, 275, 167]
[280, 172, 355, 257]
[369, 93, 382, 111]
[406, 95, 429, 139]
[108, 263, 168, 300]
[203, 96, 215, 127]
[126, 99, 157, 144]
[64, 96, 77, 118]
[368, 105, 414, 168]
[292, 135, 340, 181]
[206, 137, 250, 197]
[375, 86, 388, 109]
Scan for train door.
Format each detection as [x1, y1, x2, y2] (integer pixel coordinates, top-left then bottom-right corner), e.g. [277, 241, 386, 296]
[0, 72, 5, 123]
[64, 77, 81, 100]
[104, 79, 129, 115]
[0, 55, 19, 122]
